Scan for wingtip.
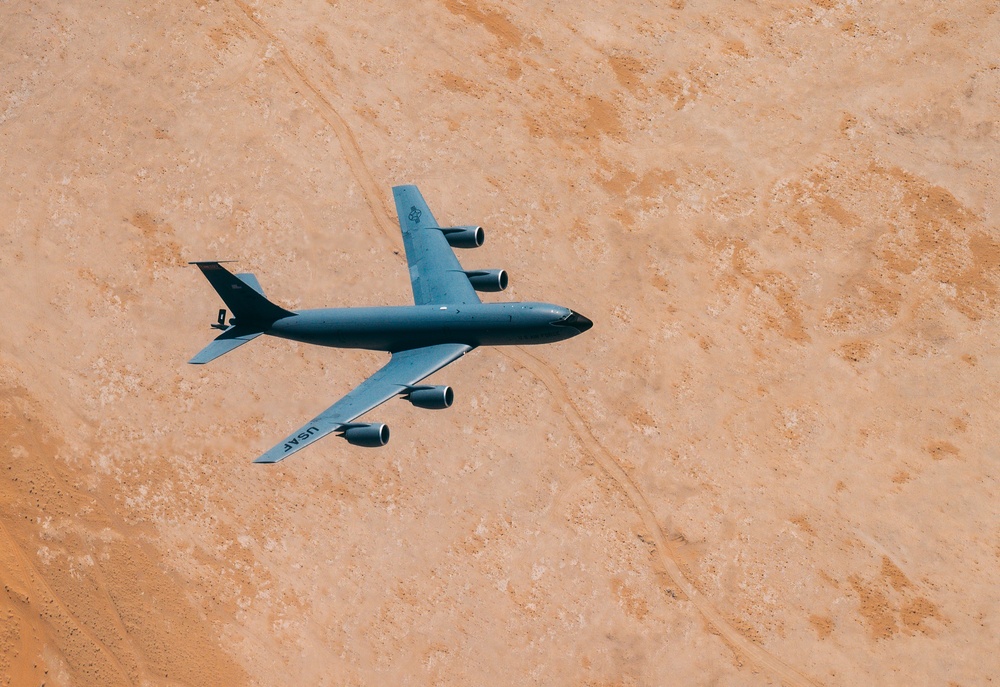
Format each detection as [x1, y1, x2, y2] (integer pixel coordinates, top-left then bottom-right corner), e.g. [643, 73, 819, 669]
[392, 184, 418, 195]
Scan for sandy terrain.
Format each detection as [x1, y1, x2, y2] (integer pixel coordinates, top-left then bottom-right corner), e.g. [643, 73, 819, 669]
[2, 0, 999, 685]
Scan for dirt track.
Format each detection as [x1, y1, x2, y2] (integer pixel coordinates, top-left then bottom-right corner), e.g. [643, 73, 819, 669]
[2, 1, 999, 685]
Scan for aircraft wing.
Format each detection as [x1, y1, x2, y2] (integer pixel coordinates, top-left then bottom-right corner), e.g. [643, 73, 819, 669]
[254, 343, 472, 463]
[392, 185, 481, 305]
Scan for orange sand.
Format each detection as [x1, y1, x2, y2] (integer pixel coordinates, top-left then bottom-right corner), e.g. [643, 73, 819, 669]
[1, 1, 998, 685]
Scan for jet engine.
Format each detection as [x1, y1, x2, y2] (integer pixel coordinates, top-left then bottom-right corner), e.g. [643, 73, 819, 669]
[440, 225, 485, 248]
[404, 385, 454, 410]
[464, 269, 508, 292]
[341, 423, 390, 447]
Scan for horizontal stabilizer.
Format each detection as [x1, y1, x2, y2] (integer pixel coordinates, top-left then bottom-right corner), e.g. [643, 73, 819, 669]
[189, 327, 263, 364]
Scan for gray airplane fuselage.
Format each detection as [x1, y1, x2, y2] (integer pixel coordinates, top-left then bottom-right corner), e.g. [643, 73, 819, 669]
[266, 301, 590, 352]
[189, 183, 595, 462]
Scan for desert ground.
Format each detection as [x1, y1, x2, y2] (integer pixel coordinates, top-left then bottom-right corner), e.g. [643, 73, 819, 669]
[1, 1, 998, 685]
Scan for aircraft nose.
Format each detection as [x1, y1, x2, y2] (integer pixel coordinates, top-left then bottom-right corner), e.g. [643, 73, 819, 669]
[564, 310, 593, 334]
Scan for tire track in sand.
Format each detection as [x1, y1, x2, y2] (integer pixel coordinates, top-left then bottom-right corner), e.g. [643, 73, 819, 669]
[501, 347, 820, 687]
[230, 0, 401, 247]
[220, 6, 817, 685]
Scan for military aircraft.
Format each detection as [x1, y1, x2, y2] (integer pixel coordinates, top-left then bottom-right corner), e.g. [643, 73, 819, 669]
[189, 185, 592, 463]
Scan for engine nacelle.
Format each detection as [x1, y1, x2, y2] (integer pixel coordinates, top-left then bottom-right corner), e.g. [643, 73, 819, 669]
[405, 385, 454, 410]
[341, 423, 390, 447]
[440, 225, 484, 248]
[464, 269, 508, 292]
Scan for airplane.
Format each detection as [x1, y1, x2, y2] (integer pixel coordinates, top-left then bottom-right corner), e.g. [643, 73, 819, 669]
[188, 185, 593, 463]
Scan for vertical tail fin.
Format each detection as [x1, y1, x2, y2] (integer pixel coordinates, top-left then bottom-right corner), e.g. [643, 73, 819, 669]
[188, 262, 295, 365]
[189, 262, 295, 327]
